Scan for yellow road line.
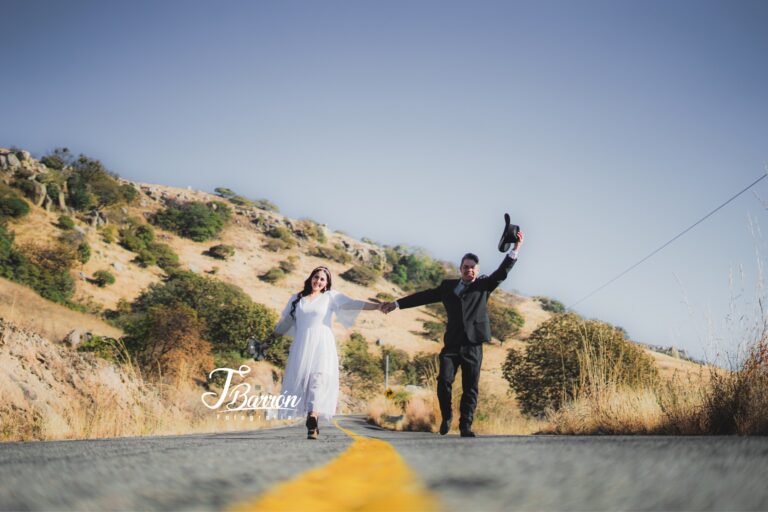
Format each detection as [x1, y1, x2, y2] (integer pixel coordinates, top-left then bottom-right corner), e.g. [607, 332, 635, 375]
[228, 419, 439, 512]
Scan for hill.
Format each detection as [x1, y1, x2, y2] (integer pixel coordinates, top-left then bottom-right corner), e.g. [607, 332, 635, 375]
[0, 147, 706, 439]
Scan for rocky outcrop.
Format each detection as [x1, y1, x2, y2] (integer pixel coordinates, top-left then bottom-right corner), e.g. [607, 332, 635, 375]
[0, 148, 50, 177]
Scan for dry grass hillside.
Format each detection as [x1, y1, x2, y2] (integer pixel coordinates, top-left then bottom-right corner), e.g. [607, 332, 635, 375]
[0, 154, 710, 440]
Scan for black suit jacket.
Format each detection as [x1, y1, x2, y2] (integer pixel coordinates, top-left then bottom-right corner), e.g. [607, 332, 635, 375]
[397, 255, 517, 346]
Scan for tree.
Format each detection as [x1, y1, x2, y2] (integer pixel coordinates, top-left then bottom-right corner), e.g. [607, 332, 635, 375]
[502, 313, 658, 416]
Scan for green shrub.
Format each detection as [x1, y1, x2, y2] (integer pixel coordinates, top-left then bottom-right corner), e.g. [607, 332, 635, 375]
[421, 321, 444, 342]
[254, 199, 279, 212]
[266, 226, 295, 242]
[149, 242, 180, 271]
[534, 296, 566, 314]
[488, 300, 524, 341]
[297, 219, 326, 243]
[229, 195, 254, 207]
[76, 241, 91, 265]
[99, 225, 117, 244]
[263, 238, 291, 252]
[342, 332, 383, 394]
[260, 267, 286, 284]
[118, 222, 179, 271]
[40, 147, 72, 170]
[41, 155, 65, 170]
[133, 248, 157, 268]
[0, 226, 77, 306]
[214, 187, 237, 198]
[309, 244, 351, 264]
[92, 270, 116, 287]
[341, 265, 378, 286]
[9, 178, 38, 202]
[66, 155, 137, 210]
[124, 271, 277, 354]
[376, 292, 395, 302]
[380, 345, 411, 383]
[77, 335, 120, 362]
[0, 187, 30, 219]
[402, 352, 440, 386]
[152, 201, 232, 242]
[385, 248, 446, 291]
[279, 256, 298, 273]
[209, 350, 247, 387]
[123, 303, 214, 380]
[208, 244, 235, 260]
[57, 215, 75, 230]
[502, 313, 658, 417]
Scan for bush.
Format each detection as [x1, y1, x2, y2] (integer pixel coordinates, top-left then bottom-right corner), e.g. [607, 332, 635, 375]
[534, 296, 566, 314]
[77, 335, 121, 362]
[342, 332, 384, 394]
[152, 201, 232, 242]
[92, 270, 116, 287]
[279, 256, 298, 273]
[99, 225, 117, 244]
[266, 226, 295, 242]
[341, 265, 378, 286]
[57, 215, 75, 230]
[309, 244, 351, 264]
[123, 303, 214, 380]
[0, 188, 29, 219]
[119, 222, 179, 271]
[376, 292, 395, 302]
[76, 241, 91, 265]
[124, 271, 277, 354]
[297, 219, 326, 243]
[133, 248, 157, 268]
[149, 242, 180, 271]
[402, 352, 440, 386]
[385, 247, 446, 291]
[213, 187, 237, 199]
[381, 345, 410, 372]
[488, 300, 524, 341]
[40, 147, 72, 170]
[208, 244, 235, 260]
[259, 267, 286, 284]
[263, 238, 291, 252]
[421, 321, 444, 342]
[0, 228, 77, 306]
[66, 155, 137, 210]
[229, 195, 254, 207]
[502, 313, 658, 417]
[254, 199, 279, 212]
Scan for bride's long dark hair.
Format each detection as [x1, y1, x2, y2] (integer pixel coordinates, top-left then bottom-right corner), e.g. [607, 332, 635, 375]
[290, 266, 332, 319]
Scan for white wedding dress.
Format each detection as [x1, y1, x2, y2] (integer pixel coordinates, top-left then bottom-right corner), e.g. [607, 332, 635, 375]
[269, 290, 366, 423]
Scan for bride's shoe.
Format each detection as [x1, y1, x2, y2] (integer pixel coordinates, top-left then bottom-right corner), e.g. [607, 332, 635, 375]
[306, 415, 319, 440]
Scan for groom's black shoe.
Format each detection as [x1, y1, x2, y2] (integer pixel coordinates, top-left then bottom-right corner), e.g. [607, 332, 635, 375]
[439, 417, 451, 435]
[459, 421, 476, 437]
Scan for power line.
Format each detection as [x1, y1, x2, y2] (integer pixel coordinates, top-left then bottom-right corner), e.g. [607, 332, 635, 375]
[567, 171, 768, 311]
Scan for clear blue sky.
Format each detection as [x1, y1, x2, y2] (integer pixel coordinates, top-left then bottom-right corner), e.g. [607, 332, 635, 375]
[3, 0, 767, 361]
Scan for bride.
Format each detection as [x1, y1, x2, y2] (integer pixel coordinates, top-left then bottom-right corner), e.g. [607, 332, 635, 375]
[270, 265, 382, 439]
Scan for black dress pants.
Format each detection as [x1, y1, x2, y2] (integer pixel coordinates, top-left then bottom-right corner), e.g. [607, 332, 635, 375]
[436, 343, 483, 429]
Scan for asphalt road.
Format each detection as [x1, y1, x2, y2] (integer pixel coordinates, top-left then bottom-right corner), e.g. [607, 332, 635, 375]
[1, 416, 767, 511]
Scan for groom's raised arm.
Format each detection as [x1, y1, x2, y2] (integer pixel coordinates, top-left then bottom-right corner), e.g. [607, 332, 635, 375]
[478, 255, 517, 293]
[479, 229, 524, 293]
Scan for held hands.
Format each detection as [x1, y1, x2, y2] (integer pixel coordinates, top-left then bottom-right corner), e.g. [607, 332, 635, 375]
[379, 301, 397, 314]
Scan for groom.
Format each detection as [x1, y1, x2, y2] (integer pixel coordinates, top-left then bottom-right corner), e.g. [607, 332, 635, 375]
[382, 231, 524, 437]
